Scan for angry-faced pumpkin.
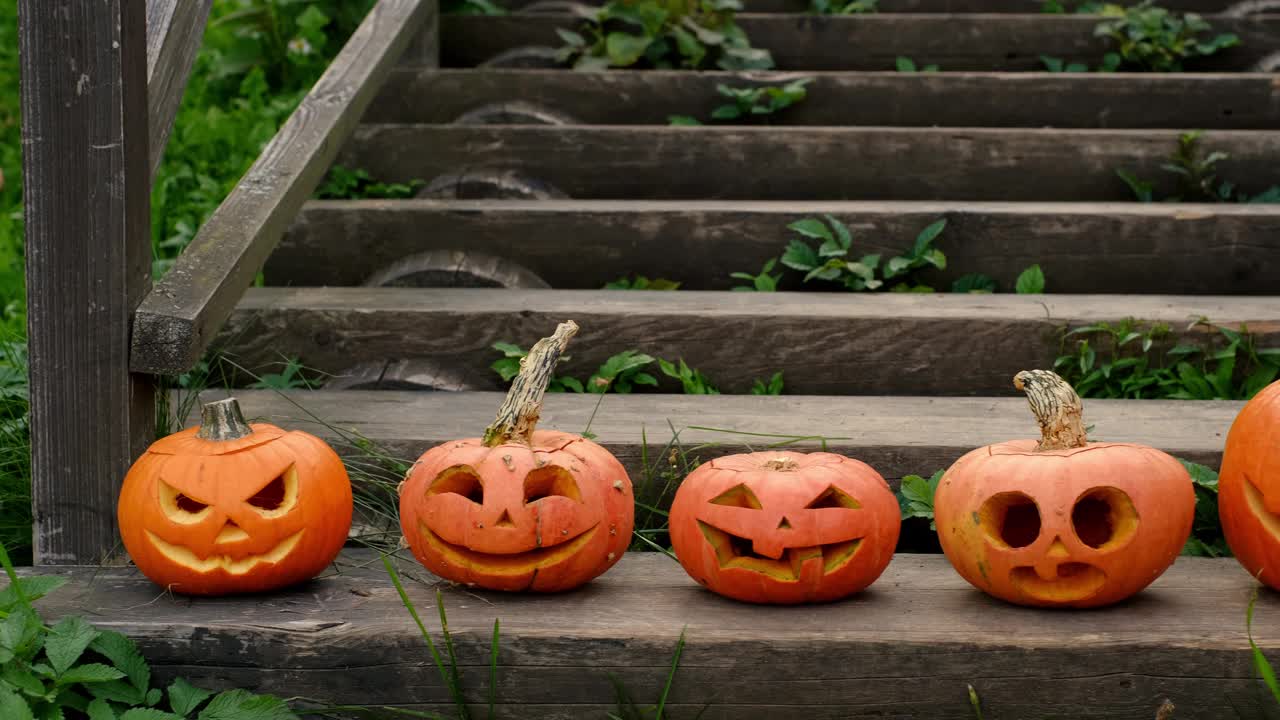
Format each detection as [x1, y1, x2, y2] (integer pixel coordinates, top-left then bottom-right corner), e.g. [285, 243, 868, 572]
[669, 451, 900, 604]
[935, 370, 1195, 608]
[1219, 379, 1280, 588]
[118, 398, 352, 595]
[399, 321, 634, 592]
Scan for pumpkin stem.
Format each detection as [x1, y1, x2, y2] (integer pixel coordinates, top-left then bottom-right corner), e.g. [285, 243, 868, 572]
[483, 321, 579, 447]
[1014, 370, 1088, 451]
[196, 398, 254, 442]
[761, 457, 800, 472]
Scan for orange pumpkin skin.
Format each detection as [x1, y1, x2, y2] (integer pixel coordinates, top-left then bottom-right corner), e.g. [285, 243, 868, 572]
[1219, 380, 1280, 588]
[118, 419, 353, 596]
[936, 441, 1194, 608]
[669, 451, 900, 604]
[399, 429, 634, 592]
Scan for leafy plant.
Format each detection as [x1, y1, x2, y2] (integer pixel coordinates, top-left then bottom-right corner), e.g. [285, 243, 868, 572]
[607, 629, 689, 720]
[1039, 55, 1090, 72]
[751, 371, 784, 396]
[1015, 264, 1046, 294]
[729, 258, 783, 292]
[0, 543, 299, 720]
[898, 470, 943, 530]
[442, 0, 508, 15]
[669, 79, 812, 126]
[1092, 1, 1239, 72]
[590, 351, 661, 393]
[556, 0, 773, 71]
[1248, 587, 1280, 706]
[810, 0, 878, 13]
[489, 342, 583, 392]
[1054, 319, 1280, 400]
[778, 215, 947, 292]
[659, 358, 720, 394]
[1179, 458, 1230, 557]
[246, 357, 324, 390]
[1117, 131, 1280, 204]
[895, 56, 939, 72]
[605, 275, 682, 290]
[315, 165, 424, 200]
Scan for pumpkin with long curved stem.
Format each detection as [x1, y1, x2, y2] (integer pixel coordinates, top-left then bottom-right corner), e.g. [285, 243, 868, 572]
[934, 370, 1194, 608]
[1219, 379, 1280, 587]
[399, 321, 634, 592]
[118, 398, 353, 595]
[669, 450, 900, 604]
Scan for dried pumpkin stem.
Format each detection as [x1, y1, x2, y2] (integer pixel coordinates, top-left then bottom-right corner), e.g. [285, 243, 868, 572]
[1014, 369, 1088, 451]
[761, 457, 800, 472]
[483, 321, 579, 447]
[196, 398, 253, 442]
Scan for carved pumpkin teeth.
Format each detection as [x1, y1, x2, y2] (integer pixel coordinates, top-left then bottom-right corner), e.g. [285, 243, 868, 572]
[696, 521, 863, 581]
[1010, 563, 1107, 603]
[417, 522, 600, 575]
[144, 530, 304, 575]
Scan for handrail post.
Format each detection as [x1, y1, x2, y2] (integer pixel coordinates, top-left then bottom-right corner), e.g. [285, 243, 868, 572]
[20, 0, 155, 564]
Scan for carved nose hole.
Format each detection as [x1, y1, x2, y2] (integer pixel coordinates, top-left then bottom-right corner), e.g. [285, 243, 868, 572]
[1047, 537, 1070, 558]
[777, 516, 793, 530]
[980, 492, 1042, 549]
[215, 519, 249, 544]
[494, 510, 515, 528]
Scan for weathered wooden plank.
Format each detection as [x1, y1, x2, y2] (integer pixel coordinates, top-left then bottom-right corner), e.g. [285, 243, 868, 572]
[12, 551, 1279, 718]
[368, 69, 1280, 129]
[437, 14, 1280, 71]
[502, 0, 1240, 12]
[215, 389, 1241, 480]
[215, 287, 1280, 396]
[336, 125, 1280, 201]
[274, 199, 1280, 294]
[129, 0, 433, 376]
[20, 0, 155, 564]
[145, 0, 214, 175]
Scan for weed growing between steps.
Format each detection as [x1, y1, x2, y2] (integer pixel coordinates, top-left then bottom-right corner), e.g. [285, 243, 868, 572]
[555, 0, 774, 70]
[491, 344, 783, 395]
[731, 215, 1046, 294]
[1055, 319, 1280, 400]
[895, 56, 939, 72]
[1117, 132, 1280, 204]
[668, 79, 812, 125]
[1040, 0, 1239, 72]
[810, 0, 878, 13]
[316, 166, 425, 200]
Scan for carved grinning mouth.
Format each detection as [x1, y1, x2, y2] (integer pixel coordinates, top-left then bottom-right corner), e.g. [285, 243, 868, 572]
[697, 521, 862, 581]
[417, 522, 599, 576]
[145, 530, 304, 575]
[1009, 563, 1107, 602]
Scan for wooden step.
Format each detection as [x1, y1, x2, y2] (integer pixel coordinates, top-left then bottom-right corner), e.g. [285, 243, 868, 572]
[17, 550, 1278, 718]
[370, 69, 1280, 130]
[437, 14, 1280, 71]
[215, 288, 1280, 396]
[336, 125, 1280, 201]
[221, 389, 1240, 480]
[275, 199, 1280, 294]
[500, 0, 1240, 13]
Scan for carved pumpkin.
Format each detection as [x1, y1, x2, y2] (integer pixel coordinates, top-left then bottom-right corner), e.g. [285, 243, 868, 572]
[399, 321, 634, 592]
[935, 370, 1195, 608]
[1219, 379, 1280, 588]
[118, 398, 352, 595]
[669, 451, 900, 604]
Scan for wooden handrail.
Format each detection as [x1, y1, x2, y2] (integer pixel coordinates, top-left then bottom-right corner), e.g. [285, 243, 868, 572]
[130, 0, 435, 375]
[145, 0, 214, 176]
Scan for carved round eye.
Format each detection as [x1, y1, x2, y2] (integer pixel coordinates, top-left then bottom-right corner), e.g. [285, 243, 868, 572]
[428, 466, 484, 505]
[1071, 487, 1139, 549]
[980, 492, 1042, 549]
[524, 466, 581, 504]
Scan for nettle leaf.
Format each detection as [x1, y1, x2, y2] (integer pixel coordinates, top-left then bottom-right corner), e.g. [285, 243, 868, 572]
[195, 689, 298, 720]
[787, 218, 834, 242]
[884, 256, 913, 278]
[56, 664, 125, 686]
[86, 699, 117, 720]
[0, 686, 33, 720]
[913, 219, 947, 256]
[604, 32, 651, 66]
[168, 679, 215, 717]
[119, 710, 183, 720]
[895, 56, 916, 72]
[780, 239, 821, 271]
[667, 115, 702, 126]
[803, 259, 846, 283]
[1178, 458, 1219, 492]
[1, 607, 42, 659]
[46, 617, 100, 677]
[951, 273, 997, 294]
[1015, 264, 1046, 294]
[710, 104, 742, 120]
[2, 665, 46, 698]
[0, 577, 67, 612]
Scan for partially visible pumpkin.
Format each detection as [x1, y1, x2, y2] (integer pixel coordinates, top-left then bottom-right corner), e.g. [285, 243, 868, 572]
[399, 321, 634, 592]
[934, 370, 1194, 608]
[118, 398, 352, 595]
[1219, 379, 1280, 587]
[669, 450, 900, 604]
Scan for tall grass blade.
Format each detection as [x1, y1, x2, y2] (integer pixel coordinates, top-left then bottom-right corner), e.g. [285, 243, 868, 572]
[381, 555, 470, 719]
[488, 619, 500, 720]
[655, 628, 687, 720]
[1247, 587, 1280, 704]
[436, 589, 468, 717]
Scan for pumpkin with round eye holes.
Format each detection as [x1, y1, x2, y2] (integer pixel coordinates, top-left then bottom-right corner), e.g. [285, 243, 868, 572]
[669, 450, 900, 604]
[935, 370, 1195, 609]
[117, 398, 352, 595]
[1219, 379, 1280, 588]
[399, 321, 633, 592]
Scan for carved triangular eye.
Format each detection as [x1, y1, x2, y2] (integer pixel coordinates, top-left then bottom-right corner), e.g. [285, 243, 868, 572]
[248, 475, 286, 510]
[805, 485, 861, 510]
[708, 484, 762, 509]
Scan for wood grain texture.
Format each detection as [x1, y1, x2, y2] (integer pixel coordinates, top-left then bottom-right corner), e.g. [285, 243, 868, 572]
[369, 69, 1280, 129]
[130, 0, 433, 375]
[438, 14, 1280, 70]
[212, 389, 1241, 481]
[336, 125, 1280, 201]
[10, 551, 1278, 718]
[20, 0, 155, 564]
[502, 0, 1240, 12]
[214, 287, 1280, 395]
[145, 0, 214, 175]
[274, 199, 1280, 294]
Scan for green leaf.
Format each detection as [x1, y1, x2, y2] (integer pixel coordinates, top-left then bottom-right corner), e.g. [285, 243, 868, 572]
[168, 679, 214, 717]
[46, 617, 100, 676]
[895, 56, 916, 72]
[667, 115, 702, 126]
[0, 687, 33, 720]
[1015, 264, 1046, 294]
[884, 256, 913, 278]
[1040, 54, 1065, 71]
[1177, 458, 1218, 492]
[0, 577, 67, 611]
[1248, 589, 1280, 705]
[780, 240, 821, 272]
[195, 690, 298, 720]
[604, 33, 651, 66]
[119, 710, 182, 720]
[557, 377, 585, 393]
[555, 28, 586, 47]
[86, 699, 117, 720]
[56, 664, 125, 686]
[710, 104, 742, 120]
[951, 273, 997, 294]
[1, 665, 46, 698]
[787, 218, 834, 243]
[913, 219, 947, 256]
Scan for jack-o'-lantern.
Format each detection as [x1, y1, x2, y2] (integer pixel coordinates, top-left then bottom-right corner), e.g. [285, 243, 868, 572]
[399, 321, 633, 592]
[935, 370, 1194, 608]
[118, 398, 352, 595]
[669, 450, 900, 604]
[1220, 379, 1280, 588]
